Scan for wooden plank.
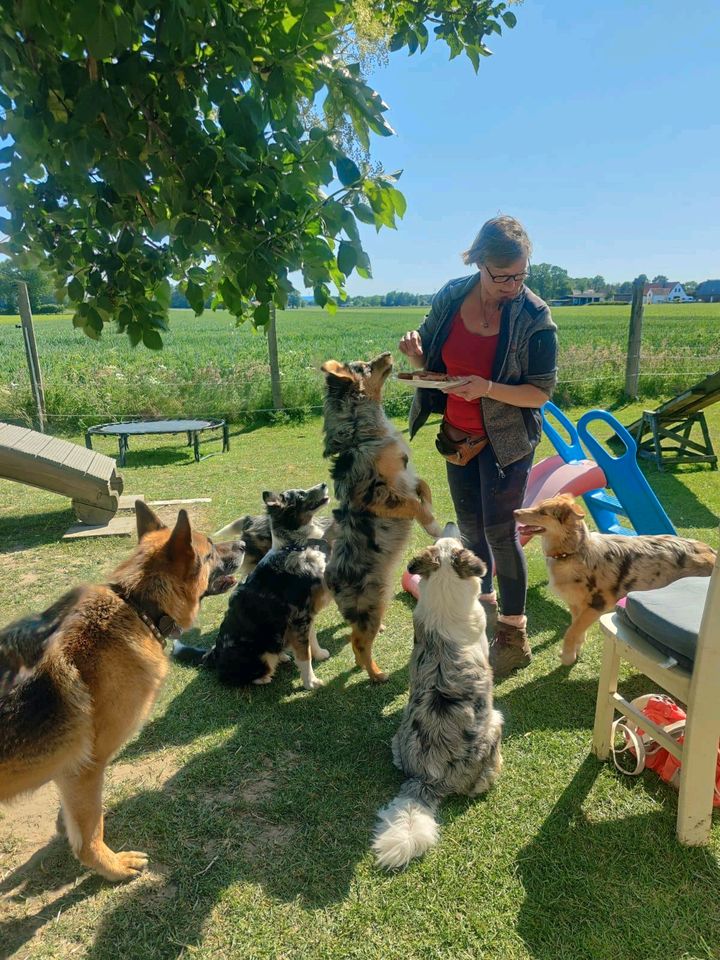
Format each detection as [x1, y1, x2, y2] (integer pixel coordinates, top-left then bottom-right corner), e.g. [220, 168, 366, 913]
[61, 445, 99, 474]
[0, 423, 31, 446]
[118, 494, 145, 509]
[147, 498, 212, 506]
[63, 515, 136, 539]
[13, 431, 54, 456]
[85, 450, 118, 481]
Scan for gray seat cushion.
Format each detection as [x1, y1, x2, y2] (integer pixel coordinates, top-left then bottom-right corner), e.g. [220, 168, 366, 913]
[617, 577, 710, 670]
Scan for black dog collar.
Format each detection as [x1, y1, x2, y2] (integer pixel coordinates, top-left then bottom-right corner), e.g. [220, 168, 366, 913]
[109, 585, 181, 648]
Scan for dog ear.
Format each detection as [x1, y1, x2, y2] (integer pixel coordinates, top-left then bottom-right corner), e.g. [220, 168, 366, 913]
[451, 548, 487, 579]
[166, 509, 194, 560]
[568, 500, 585, 518]
[321, 360, 354, 381]
[408, 547, 440, 578]
[262, 490, 284, 508]
[135, 500, 166, 540]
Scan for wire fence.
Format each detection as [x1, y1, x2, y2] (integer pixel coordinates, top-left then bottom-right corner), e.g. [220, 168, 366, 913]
[3, 361, 717, 432]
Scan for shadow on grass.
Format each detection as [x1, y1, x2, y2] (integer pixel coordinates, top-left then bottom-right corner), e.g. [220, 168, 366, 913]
[646, 469, 719, 529]
[496, 664, 652, 739]
[0, 506, 73, 552]
[121, 621, 360, 760]
[516, 754, 720, 960]
[0, 658, 412, 960]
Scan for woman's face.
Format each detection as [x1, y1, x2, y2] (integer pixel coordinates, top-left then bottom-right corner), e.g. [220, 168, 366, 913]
[479, 257, 528, 298]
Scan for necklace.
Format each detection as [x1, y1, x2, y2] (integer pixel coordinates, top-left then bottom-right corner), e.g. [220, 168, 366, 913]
[481, 301, 501, 330]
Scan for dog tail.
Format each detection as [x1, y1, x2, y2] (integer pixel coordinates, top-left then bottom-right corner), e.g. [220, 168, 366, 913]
[213, 516, 251, 541]
[171, 640, 216, 668]
[372, 778, 442, 870]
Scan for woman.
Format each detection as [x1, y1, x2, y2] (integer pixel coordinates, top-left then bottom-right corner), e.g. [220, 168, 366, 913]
[399, 215, 557, 677]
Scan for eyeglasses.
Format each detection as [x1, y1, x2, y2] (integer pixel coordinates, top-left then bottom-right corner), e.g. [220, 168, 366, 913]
[483, 265, 529, 284]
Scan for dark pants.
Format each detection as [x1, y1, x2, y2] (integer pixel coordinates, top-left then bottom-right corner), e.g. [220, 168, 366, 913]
[446, 446, 534, 616]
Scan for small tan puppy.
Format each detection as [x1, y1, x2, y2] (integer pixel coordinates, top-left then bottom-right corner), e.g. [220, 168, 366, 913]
[515, 494, 716, 665]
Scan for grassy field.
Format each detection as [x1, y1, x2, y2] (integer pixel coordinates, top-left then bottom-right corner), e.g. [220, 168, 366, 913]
[1, 301, 719, 432]
[0, 400, 719, 960]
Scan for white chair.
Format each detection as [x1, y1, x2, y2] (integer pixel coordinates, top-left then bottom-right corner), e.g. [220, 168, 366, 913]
[592, 554, 720, 845]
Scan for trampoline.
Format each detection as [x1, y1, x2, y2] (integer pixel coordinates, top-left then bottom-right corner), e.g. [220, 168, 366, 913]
[85, 418, 229, 466]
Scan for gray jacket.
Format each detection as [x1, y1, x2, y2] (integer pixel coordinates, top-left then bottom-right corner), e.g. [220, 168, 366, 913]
[409, 274, 558, 468]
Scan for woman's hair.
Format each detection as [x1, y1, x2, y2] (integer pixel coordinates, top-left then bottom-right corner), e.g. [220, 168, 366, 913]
[462, 215, 532, 267]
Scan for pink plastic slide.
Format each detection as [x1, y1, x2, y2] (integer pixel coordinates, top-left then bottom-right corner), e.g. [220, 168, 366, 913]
[401, 454, 607, 600]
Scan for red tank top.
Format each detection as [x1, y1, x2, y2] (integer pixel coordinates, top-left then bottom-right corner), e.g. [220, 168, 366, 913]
[441, 310, 499, 435]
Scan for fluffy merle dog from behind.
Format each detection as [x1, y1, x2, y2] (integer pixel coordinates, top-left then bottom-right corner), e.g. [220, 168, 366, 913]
[372, 528, 503, 870]
[173, 483, 333, 690]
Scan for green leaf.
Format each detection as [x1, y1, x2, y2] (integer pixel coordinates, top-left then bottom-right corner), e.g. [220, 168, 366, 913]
[337, 241, 357, 277]
[85, 306, 103, 332]
[185, 279, 205, 315]
[127, 322, 142, 347]
[85, 8, 116, 59]
[335, 156, 361, 186]
[502, 11, 517, 28]
[352, 202, 375, 225]
[389, 187, 407, 218]
[254, 301, 270, 326]
[142, 328, 163, 350]
[117, 227, 134, 255]
[281, 11, 299, 32]
[96, 201, 115, 229]
[67, 277, 84, 301]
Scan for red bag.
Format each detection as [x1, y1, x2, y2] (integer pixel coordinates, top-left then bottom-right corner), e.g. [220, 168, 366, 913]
[611, 694, 720, 806]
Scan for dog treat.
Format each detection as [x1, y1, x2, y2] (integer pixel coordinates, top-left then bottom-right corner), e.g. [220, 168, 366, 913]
[396, 371, 468, 390]
[397, 371, 451, 380]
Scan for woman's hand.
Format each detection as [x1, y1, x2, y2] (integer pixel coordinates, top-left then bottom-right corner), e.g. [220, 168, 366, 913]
[442, 375, 490, 401]
[398, 330, 425, 369]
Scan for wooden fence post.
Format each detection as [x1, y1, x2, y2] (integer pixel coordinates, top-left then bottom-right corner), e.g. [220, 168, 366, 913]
[17, 280, 47, 431]
[625, 277, 645, 399]
[267, 302, 283, 410]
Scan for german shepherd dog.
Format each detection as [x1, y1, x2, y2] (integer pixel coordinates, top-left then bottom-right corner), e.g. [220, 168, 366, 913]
[515, 493, 717, 665]
[174, 483, 333, 690]
[372, 532, 503, 869]
[0, 502, 242, 882]
[321, 352, 442, 683]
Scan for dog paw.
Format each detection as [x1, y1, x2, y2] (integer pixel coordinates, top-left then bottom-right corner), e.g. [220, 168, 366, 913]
[278, 652, 292, 663]
[369, 670, 389, 683]
[378, 623, 387, 633]
[252, 675, 273, 685]
[100, 850, 149, 882]
[313, 647, 330, 661]
[559, 649, 578, 666]
[304, 677, 325, 690]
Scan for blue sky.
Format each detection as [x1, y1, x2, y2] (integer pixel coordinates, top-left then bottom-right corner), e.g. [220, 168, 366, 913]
[341, 0, 720, 295]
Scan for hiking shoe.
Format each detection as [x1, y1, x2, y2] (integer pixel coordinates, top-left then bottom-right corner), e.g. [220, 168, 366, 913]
[479, 597, 498, 639]
[489, 622, 532, 678]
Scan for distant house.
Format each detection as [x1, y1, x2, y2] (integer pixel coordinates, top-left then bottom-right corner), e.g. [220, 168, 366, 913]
[643, 282, 691, 304]
[570, 289, 605, 305]
[695, 280, 720, 303]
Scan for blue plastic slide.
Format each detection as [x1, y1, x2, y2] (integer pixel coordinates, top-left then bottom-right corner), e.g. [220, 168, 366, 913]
[541, 402, 676, 536]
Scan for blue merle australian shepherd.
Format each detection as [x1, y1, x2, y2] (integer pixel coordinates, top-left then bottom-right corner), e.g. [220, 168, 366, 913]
[173, 483, 333, 690]
[372, 533, 503, 869]
[321, 352, 442, 683]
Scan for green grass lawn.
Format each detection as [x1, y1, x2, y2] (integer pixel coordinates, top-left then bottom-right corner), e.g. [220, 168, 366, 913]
[0, 400, 719, 960]
[1, 301, 719, 430]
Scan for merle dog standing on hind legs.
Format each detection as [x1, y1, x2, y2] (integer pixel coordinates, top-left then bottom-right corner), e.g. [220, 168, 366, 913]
[321, 352, 442, 683]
